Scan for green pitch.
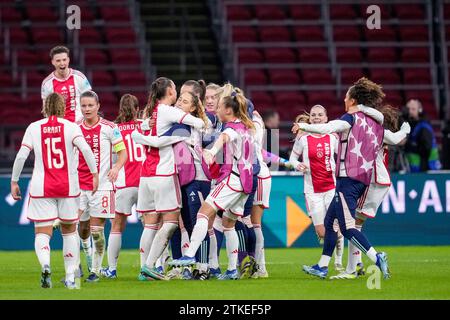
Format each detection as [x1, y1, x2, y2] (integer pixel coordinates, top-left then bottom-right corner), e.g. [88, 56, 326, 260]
[1, 246, 450, 300]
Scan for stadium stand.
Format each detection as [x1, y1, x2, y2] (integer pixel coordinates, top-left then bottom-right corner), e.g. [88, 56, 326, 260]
[211, 0, 447, 149]
[0, 0, 152, 165]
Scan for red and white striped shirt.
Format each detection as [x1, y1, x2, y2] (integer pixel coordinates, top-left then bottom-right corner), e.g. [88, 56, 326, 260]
[291, 133, 338, 193]
[78, 118, 123, 190]
[20, 116, 85, 198]
[116, 120, 145, 188]
[41, 68, 92, 123]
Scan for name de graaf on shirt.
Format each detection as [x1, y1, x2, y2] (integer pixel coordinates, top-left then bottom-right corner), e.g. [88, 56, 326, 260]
[42, 125, 62, 134]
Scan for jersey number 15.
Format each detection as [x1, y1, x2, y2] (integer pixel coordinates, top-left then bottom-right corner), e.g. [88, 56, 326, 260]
[44, 137, 64, 169]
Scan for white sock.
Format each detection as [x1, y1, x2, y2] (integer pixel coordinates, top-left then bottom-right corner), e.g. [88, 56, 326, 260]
[62, 231, 79, 282]
[185, 214, 209, 258]
[224, 227, 239, 271]
[346, 240, 360, 273]
[90, 226, 105, 274]
[334, 233, 344, 265]
[208, 229, 219, 269]
[80, 236, 92, 261]
[107, 232, 121, 271]
[366, 247, 378, 263]
[139, 224, 158, 268]
[35, 233, 51, 270]
[254, 224, 266, 272]
[346, 225, 362, 273]
[156, 244, 170, 269]
[318, 255, 331, 268]
[146, 222, 178, 268]
[181, 227, 190, 256]
[355, 225, 363, 266]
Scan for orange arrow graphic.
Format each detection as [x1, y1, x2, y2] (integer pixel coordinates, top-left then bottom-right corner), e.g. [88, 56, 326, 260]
[287, 196, 312, 247]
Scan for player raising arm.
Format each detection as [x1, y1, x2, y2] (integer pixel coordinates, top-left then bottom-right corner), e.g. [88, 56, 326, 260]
[289, 105, 344, 271]
[295, 78, 391, 280]
[170, 88, 256, 281]
[11, 93, 98, 289]
[41, 46, 92, 123]
[130, 77, 206, 281]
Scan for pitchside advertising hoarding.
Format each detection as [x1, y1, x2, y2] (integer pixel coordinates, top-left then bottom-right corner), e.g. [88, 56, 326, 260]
[1, 173, 450, 250]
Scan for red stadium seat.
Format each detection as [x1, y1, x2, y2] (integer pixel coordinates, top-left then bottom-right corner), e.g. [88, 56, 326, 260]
[84, 49, 109, 65]
[289, 5, 321, 20]
[329, 4, 357, 19]
[370, 68, 401, 84]
[399, 26, 429, 41]
[403, 68, 432, 84]
[336, 47, 362, 63]
[293, 26, 324, 42]
[340, 68, 367, 85]
[306, 91, 338, 106]
[23, 95, 45, 111]
[105, 28, 136, 44]
[26, 71, 45, 87]
[116, 72, 147, 86]
[333, 26, 361, 41]
[32, 29, 63, 44]
[250, 91, 274, 109]
[98, 92, 120, 109]
[245, 69, 268, 85]
[238, 48, 264, 64]
[273, 91, 306, 108]
[298, 48, 329, 63]
[100, 7, 130, 22]
[394, 4, 425, 19]
[255, 5, 286, 20]
[383, 90, 404, 107]
[226, 5, 253, 21]
[92, 71, 116, 87]
[365, 26, 396, 41]
[17, 50, 40, 65]
[445, 4, 450, 19]
[268, 69, 300, 85]
[0, 7, 22, 23]
[110, 49, 141, 65]
[27, 7, 58, 22]
[367, 47, 397, 62]
[0, 72, 14, 87]
[9, 27, 28, 45]
[401, 47, 429, 62]
[78, 27, 103, 44]
[259, 26, 290, 42]
[232, 26, 258, 42]
[264, 48, 296, 63]
[302, 69, 333, 84]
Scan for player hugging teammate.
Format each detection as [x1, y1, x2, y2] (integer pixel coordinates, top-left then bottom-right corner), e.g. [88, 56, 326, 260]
[13, 45, 404, 287]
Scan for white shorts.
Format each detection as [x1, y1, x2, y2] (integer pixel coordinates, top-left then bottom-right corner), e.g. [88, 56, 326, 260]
[253, 176, 271, 208]
[206, 175, 249, 216]
[356, 183, 390, 220]
[28, 197, 79, 224]
[79, 190, 115, 221]
[304, 189, 335, 226]
[115, 187, 138, 216]
[136, 175, 182, 215]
